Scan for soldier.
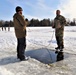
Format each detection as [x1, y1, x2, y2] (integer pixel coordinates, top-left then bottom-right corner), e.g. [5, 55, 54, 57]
[8, 24, 10, 31]
[52, 10, 66, 51]
[2, 26, 3, 31]
[13, 6, 28, 61]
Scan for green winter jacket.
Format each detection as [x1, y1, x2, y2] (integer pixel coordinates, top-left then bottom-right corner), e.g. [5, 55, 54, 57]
[53, 15, 66, 36]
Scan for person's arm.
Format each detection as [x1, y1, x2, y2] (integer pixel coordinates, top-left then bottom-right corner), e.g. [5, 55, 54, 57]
[17, 14, 26, 26]
[52, 21, 55, 28]
[61, 16, 66, 26]
[52, 18, 56, 29]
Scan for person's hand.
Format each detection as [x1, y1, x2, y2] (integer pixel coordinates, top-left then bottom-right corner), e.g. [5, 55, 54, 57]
[52, 22, 55, 28]
[25, 18, 28, 21]
[57, 23, 61, 29]
[56, 20, 61, 29]
[52, 25, 55, 28]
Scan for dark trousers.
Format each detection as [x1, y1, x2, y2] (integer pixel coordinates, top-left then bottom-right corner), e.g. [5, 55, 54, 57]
[17, 37, 26, 60]
[56, 36, 64, 48]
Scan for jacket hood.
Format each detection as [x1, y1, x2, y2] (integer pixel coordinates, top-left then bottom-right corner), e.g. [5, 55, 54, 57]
[13, 13, 19, 18]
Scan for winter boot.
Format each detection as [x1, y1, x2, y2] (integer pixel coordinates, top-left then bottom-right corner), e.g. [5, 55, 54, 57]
[55, 47, 60, 50]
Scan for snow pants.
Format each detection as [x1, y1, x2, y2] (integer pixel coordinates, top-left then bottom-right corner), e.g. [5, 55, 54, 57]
[17, 37, 26, 60]
[56, 36, 64, 48]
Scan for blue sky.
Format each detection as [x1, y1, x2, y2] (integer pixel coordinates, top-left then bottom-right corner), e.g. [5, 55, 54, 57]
[0, 0, 76, 21]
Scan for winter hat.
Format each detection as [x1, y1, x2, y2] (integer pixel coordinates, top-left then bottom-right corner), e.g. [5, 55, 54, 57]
[15, 6, 23, 12]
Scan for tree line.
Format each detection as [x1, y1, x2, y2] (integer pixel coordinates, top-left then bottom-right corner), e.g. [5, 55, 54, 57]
[0, 18, 76, 27]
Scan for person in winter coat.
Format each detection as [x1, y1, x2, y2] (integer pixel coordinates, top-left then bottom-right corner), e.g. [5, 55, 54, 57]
[13, 6, 28, 61]
[52, 10, 66, 51]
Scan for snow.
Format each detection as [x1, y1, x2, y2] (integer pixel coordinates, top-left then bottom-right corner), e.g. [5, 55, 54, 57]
[0, 26, 76, 75]
[0, 67, 14, 75]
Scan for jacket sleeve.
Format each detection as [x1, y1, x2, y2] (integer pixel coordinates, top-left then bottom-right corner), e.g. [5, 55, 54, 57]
[61, 16, 66, 26]
[17, 14, 26, 27]
[52, 21, 55, 28]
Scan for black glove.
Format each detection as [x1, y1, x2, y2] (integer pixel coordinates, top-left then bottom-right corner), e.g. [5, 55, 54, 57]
[25, 18, 28, 21]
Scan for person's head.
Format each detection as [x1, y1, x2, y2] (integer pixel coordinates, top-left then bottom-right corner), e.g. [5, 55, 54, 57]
[15, 6, 23, 15]
[56, 10, 60, 16]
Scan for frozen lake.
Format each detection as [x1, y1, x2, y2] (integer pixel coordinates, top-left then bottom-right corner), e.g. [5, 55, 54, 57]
[0, 26, 76, 75]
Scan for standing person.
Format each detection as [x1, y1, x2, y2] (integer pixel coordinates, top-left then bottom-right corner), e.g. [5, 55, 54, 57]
[13, 6, 28, 61]
[8, 24, 10, 31]
[2, 26, 3, 31]
[52, 10, 66, 51]
[4, 26, 6, 31]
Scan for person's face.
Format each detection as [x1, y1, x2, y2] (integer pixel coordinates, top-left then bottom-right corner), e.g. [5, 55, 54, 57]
[18, 10, 22, 15]
[56, 10, 60, 16]
[20, 10, 22, 15]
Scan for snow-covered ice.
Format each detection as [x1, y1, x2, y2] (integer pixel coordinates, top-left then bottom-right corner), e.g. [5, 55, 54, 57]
[0, 26, 76, 75]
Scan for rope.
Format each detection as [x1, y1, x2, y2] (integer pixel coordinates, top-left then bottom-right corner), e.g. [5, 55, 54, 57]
[27, 27, 54, 48]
